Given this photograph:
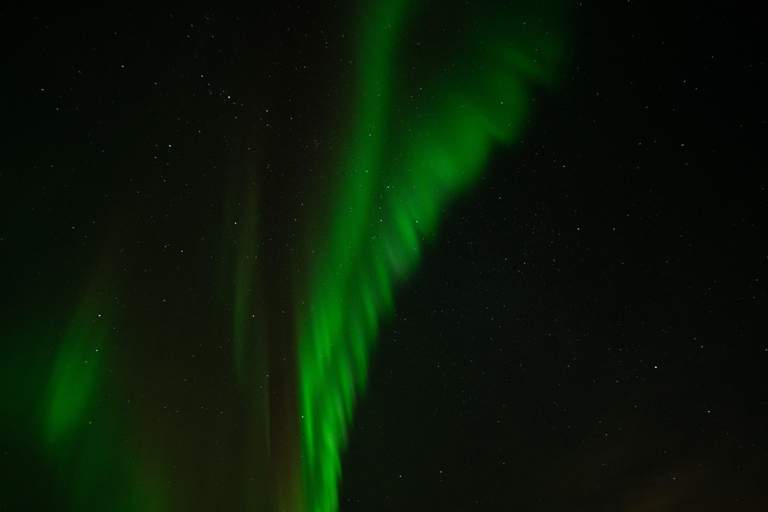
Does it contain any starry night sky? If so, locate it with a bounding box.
[1,1,765,511]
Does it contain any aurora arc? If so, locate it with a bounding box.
[296,1,567,511]
[0,1,568,510]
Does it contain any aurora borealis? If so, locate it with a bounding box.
[296,2,566,510]
[2,1,767,511]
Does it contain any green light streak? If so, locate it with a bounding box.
[297,1,567,511]
[44,297,108,447]
[233,178,261,383]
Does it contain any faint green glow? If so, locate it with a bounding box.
[44,300,107,445]
[221,157,276,511]
[296,1,567,511]
[63,428,172,512]
[233,178,261,382]
[28,271,172,512]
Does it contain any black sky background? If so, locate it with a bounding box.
[1,1,765,511]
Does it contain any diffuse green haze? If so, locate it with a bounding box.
[0,265,173,511]
[42,278,172,511]
[296,1,568,511]
[43,300,107,446]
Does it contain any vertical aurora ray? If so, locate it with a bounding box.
[231,164,263,385]
[296,1,568,511]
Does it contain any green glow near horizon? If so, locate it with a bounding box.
[297,1,567,511]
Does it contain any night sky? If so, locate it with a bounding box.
[1,1,765,512]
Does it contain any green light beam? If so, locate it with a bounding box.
[296,1,568,511]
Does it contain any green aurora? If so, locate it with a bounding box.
[1,1,568,511]
[297,1,567,511]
